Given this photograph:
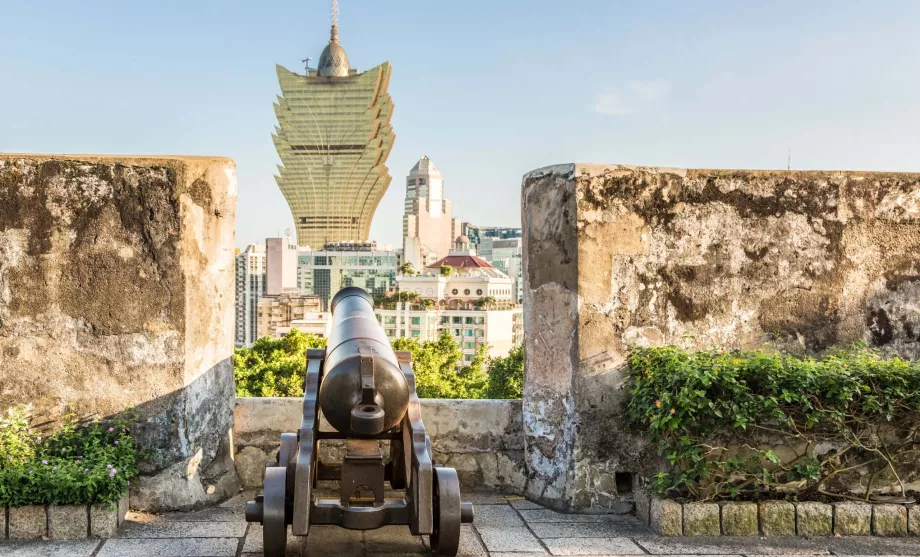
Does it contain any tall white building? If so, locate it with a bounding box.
[402,156,460,270]
[266,237,299,295]
[297,241,398,311]
[234,244,266,347]
[375,238,522,364]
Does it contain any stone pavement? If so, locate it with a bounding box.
[1,489,918,557]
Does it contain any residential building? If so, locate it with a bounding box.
[297,241,397,311]
[272,9,394,248]
[265,237,298,296]
[402,156,461,270]
[374,237,523,364]
[461,224,523,302]
[257,293,324,340]
[234,244,266,347]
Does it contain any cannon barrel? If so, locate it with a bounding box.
[319,287,410,436]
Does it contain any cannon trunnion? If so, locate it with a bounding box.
[245,287,474,557]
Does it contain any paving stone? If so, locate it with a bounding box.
[827,535,920,554]
[509,499,545,510]
[649,497,682,536]
[475,526,544,552]
[834,502,872,536]
[542,537,645,555]
[116,520,246,538]
[364,525,427,554]
[721,502,758,536]
[759,501,796,536]
[634,491,651,525]
[97,537,239,557]
[464,491,514,505]
[242,523,309,555]
[528,519,650,538]
[0,540,102,556]
[155,506,244,522]
[519,508,598,523]
[48,505,89,540]
[636,537,831,555]
[490,553,549,557]
[9,506,47,540]
[91,504,119,538]
[457,524,488,557]
[475,504,526,527]
[872,504,908,536]
[796,502,832,536]
[683,502,721,536]
[909,505,920,535]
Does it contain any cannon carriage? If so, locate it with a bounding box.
[245,287,474,556]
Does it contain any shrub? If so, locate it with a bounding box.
[0,406,138,507]
[485,346,524,399]
[626,345,920,502]
[234,329,328,397]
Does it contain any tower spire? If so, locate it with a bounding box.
[330,0,339,42]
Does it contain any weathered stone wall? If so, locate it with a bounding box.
[233,397,526,492]
[521,163,920,510]
[0,154,239,511]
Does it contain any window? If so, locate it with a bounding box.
[464,289,470,295]
[452,316,462,324]
[465,342,475,350]
[384,316,396,324]
[440,316,450,324]
[452,328,461,337]
[411,330,421,338]
[476,289,483,295]
[464,354,473,362]
[465,317,475,324]
[451,289,458,295]
[465,329,474,337]
[476,330,484,337]
[411,317,421,325]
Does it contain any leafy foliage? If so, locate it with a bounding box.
[626,345,920,502]
[0,406,138,507]
[484,346,524,399]
[235,330,522,399]
[398,262,416,276]
[234,329,328,397]
[440,265,453,277]
[373,291,420,309]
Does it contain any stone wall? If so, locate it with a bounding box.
[233,397,526,492]
[521,163,920,510]
[0,154,239,511]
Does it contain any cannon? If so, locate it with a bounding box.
[245,286,474,556]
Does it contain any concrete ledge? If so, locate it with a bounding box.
[233,397,526,492]
[3,494,128,540]
[645,494,918,537]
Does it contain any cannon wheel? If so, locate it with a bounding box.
[263,466,288,557]
[430,467,461,556]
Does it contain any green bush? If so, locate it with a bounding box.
[485,346,524,399]
[626,345,920,502]
[234,329,328,397]
[0,406,138,507]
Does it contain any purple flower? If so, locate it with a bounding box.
[84,468,89,473]
[106,464,113,469]
[41,460,48,465]
[52,466,57,472]
[121,429,126,433]
[108,427,114,432]
[36,436,41,441]
[28,470,33,475]
[114,440,119,445]
[126,481,131,486]
[108,468,117,477]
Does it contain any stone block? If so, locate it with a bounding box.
[834,502,872,536]
[872,504,908,536]
[48,505,88,539]
[118,493,129,526]
[475,527,544,553]
[682,502,720,536]
[634,491,650,525]
[91,503,119,538]
[759,501,796,536]
[234,446,270,488]
[98,538,239,557]
[9,505,47,539]
[0,154,239,513]
[542,537,645,555]
[721,502,758,536]
[796,502,832,536]
[909,505,920,536]
[2,506,5,539]
[649,497,682,536]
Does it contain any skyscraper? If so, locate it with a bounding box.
[402,156,460,269]
[234,244,266,347]
[273,1,395,249]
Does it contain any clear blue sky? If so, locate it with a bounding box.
[2,1,918,248]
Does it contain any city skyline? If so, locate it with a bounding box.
[2,1,919,249]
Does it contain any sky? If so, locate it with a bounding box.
[1,0,919,249]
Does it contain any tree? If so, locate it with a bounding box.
[440,265,453,277]
[484,345,524,399]
[398,262,415,276]
[474,296,496,310]
[234,329,327,397]
[394,331,487,399]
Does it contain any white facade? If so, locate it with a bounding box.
[402,156,460,269]
[296,242,397,311]
[479,237,523,302]
[266,237,299,296]
[234,244,266,347]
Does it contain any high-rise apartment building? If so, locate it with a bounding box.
[266,237,299,296]
[402,156,460,270]
[256,293,325,340]
[272,7,395,249]
[234,244,266,347]
[297,241,397,311]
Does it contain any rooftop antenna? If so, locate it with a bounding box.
[787,148,791,171]
[331,0,339,29]
[302,57,312,73]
